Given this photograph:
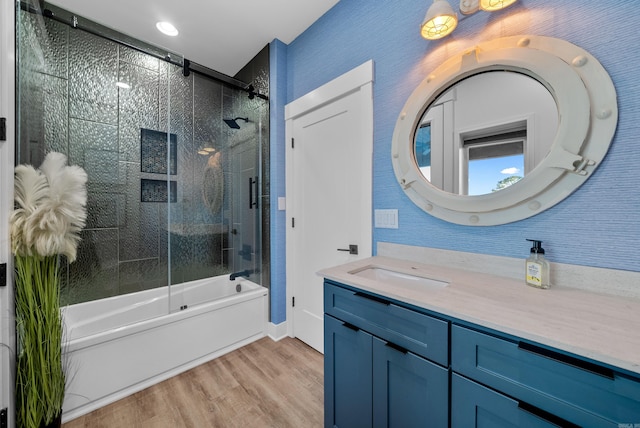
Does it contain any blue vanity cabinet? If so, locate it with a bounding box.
[324,281,450,428]
[325,314,373,428]
[451,373,564,427]
[451,325,640,427]
[324,279,640,428]
[324,281,449,366]
[372,337,448,428]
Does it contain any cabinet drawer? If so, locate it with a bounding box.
[324,281,449,366]
[451,373,603,427]
[452,325,640,426]
[373,337,449,428]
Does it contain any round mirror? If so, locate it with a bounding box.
[415,71,558,195]
[392,35,617,226]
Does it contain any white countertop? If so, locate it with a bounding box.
[319,256,640,376]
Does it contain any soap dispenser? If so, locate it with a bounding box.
[525,239,550,289]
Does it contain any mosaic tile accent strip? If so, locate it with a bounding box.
[141,179,177,203]
[140,128,177,174]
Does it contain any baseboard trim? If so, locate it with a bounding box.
[267,321,288,341]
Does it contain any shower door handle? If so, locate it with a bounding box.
[249,176,258,209]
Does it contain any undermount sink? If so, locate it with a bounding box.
[350,266,449,289]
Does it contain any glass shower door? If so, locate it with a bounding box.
[167,76,265,310]
[16,1,182,336]
[229,124,261,282]
[166,71,228,312]
[16,0,270,334]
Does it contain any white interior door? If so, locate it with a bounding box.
[285,61,373,353]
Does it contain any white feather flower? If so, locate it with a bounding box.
[10,165,49,257]
[10,152,88,262]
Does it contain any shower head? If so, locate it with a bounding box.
[223,117,249,129]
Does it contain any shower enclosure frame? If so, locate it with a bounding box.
[15,0,271,331]
[0,0,17,424]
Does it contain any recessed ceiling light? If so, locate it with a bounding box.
[156,21,178,36]
[116,81,130,89]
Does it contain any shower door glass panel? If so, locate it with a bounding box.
[16,2,176,334]
[229,126,260,280]
[167,78,265,311]
[166,72,227,312]
[16,1,268,336]
[224,83,267,290]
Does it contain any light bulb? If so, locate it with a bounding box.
[480,0,517,12]
[156,21,178,36]
[421,0,458,40]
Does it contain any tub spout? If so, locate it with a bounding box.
[229,270,252,281]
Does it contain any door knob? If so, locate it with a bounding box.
[337,244,358,255]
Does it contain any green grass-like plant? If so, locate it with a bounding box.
[11,152,87,428]
[15,255,65,428]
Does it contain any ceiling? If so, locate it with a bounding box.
[47,0,340,77]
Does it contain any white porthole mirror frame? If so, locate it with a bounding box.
[391,35,617,226]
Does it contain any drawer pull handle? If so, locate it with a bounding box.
[517,401,580,428]
[342,322,360,332]
[354,291,391,306]
[385,341,408,354]
[518,341,615,379]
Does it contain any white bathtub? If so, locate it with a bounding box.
[61,275,268,422]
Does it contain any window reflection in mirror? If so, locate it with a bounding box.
[465,129,525,195]
[413,71,557,196]
[415,123,432,181]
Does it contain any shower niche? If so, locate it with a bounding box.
[16,2,270,315]
[140,128,178,175]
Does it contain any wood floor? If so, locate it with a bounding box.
[62,337,324,428]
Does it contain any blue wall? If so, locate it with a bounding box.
[269,39,288,323]
[270,0,640,322]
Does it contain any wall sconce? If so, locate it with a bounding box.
[466,0,518,13]
[421,0,458,40]
[421,0,517,40]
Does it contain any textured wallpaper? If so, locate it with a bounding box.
[283,0,640,274]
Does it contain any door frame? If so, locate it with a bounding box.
[0,0,16,423]
[284,60,374,339]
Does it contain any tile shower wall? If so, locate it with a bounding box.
[17,9,270,305]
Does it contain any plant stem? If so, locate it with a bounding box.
[15,255,65,428]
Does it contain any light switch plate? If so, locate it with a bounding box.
[375,209,398,229]
[278,197,286,211]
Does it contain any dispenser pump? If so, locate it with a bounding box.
[525,239,550,289]
[527,239,545,255]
